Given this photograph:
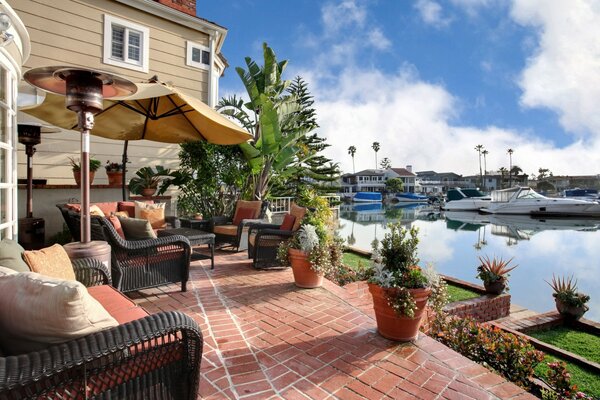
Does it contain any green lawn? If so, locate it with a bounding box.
[535,354,600,398]
[342,251,370,270]
[530,326,600,364]
[447,283,481,303]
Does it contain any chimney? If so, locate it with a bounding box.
[156,0,196,16]
[406,165,413,173]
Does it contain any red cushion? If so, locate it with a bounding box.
[107,215,126,239]
[233,207,255,226]
[280,214,296,231]
[87,285,149,324]
[66,203,81,212]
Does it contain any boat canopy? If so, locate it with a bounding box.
[491,187,545,202]
[447,188,486,201]
[355,192,382,201]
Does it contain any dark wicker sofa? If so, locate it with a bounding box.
[0,258,203,399]
[57,205,191,293]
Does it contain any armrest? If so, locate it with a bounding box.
[116,234,191,252]
[210,216,230,227]
[248,223,281,236]
[72,258,112,287]
[0,311,202,396]
[256,229,294,239]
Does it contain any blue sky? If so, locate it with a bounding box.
[198,0,600,176]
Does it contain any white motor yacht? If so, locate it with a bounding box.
[480,186,600,216]
[443,188,491,211]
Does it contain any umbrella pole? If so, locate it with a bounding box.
[78,111,93,244]
[122,140,128,201]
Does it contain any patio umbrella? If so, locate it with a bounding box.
[22,78,252,199]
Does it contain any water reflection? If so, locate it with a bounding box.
[337,203,600,322]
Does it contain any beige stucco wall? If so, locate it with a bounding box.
[12,0,217,186]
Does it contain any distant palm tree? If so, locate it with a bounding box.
[482,149,489,191]
[474,145,484,188]
[348,146,356,173]
[499,167,507,189]
[507,148,514,187]
[380,157,392,170]
[372,142,380,168]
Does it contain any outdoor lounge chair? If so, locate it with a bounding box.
[58,205,191,292]
[210,200,269,251]
[0,257,202,399]
[247,203,307,268]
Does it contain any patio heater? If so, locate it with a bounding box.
[23,67,136,262]
[17,123,59,249]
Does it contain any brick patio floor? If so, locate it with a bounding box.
[129,251,536,399]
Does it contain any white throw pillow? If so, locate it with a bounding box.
[134,200,165,219]
[0,271,118,354]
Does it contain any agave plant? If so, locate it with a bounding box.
[476,255,518,285]
[547,274,590,313]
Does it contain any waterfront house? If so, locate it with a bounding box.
[416,170,470,193]
[340,165,417,195]
[11,0,231,237]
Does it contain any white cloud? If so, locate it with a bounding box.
[367,28,392,50]
[321,0,367,36]
[511,0,600,138]
[450,0,493,16]
[414,0,451,28]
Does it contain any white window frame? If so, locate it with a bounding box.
[186,41,211,70]
[103,14,149,73]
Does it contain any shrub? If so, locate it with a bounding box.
[434,316,544,388]
[541,361,594,400]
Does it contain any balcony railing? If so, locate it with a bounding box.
[269,195,340,214]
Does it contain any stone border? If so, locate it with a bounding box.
[492,311,600,375]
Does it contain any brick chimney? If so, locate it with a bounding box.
[406,165,413,173]
[156,0,196,16]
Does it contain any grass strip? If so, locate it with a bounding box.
[447,283,481,303]
[530,326,600,364]
[535,354,600,398]
[343,251,370,271]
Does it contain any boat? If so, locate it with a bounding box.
[488,214,600,241]
[443,188,491,211]
[480,186,600,217]
[395,192,429,203]
[352,192,382,202]
[563,188,599,201]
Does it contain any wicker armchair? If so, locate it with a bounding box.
[59,206,191,293]
[0,258,202,400]
[247,203,307,269]
[211,200,269,251]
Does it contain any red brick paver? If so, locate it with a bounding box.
[129,251,536,399]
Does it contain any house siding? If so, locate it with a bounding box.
[13,0,217,185]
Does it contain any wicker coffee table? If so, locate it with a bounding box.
[158,228,215,269]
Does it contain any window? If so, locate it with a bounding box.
[186,41,211,70]
[103,15,149,73]
[0,59,17,239]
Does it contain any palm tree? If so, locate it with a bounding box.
[474,145,484,188]
[380,157,392,170]
[507,148,514,187]
[348,146,356,173]
[499,167,507,189]
[372,142,380,168]
[482,149,489,191]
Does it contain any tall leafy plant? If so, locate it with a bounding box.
[217,43,309,200]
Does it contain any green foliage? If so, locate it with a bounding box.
[536,355,599,399]
[169,141,249,218]
[105,161,124,172]
[541,361,595,399]
[385,178,404,193]
[476,255,517,287]
[379,223,420,274]
[547,274,591,309]
[68,156,102,172]
[380,157,392,169]
[447,284,481,303]
[128,166,170,195]
[434,316,545,388]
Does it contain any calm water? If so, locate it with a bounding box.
[337,202,600,322]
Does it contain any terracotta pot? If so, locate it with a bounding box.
[368,283,431,342]
[288,248,323,288]
[106,171,123,186]
[484,279,506,295]
[141,187,157,198]
[73,170,96,187]
[555,299,588,320]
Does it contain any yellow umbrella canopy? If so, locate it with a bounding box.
[22,81,251,145]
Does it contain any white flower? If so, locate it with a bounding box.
[297,225,320,252]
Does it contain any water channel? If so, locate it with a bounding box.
[337,202,600,322]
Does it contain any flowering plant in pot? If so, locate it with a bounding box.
[105,161,124,186]
[68,156,102,186]
[547,274,590,320]
[366,223,442,341]
[476,255,517,295]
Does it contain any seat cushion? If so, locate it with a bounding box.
[233,207,256,226]
[213,224,238,236]
[0,271,118,354]
[22,244,76,281]
[289,203,307,231]
[87,285,149,324]
[0,239,30,272]
[280,214,296,231]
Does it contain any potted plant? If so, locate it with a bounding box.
[105,161,124,186]
[69,156,102,186]
[128,166,170,197]
[476,255,517,295]
[547,274,590,320]
[366,223,441,342]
